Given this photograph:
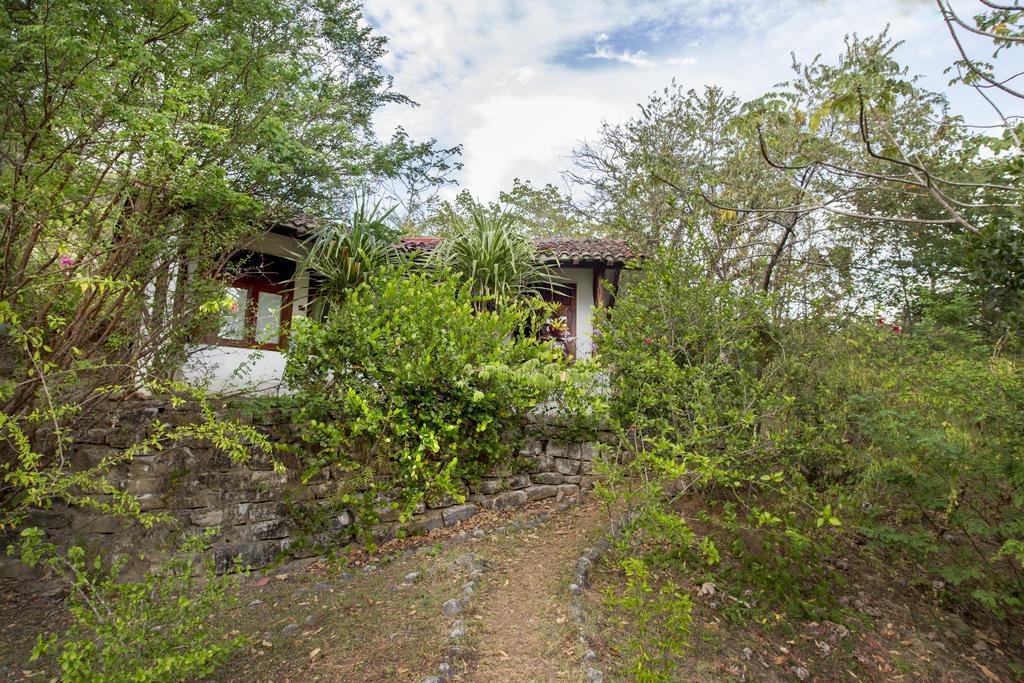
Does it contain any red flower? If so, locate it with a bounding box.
[891,324,901,334]
[876,317,885,325]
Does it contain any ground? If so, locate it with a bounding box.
[1,496,1022,682]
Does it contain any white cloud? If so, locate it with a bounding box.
[366,0,1005,201]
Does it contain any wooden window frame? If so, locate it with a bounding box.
[541,282,577,359]
[207,276,294,351]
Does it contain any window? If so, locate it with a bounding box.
[539,282,577,358]
[212,277,292,350]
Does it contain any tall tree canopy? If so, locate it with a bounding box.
[0,0,453,412]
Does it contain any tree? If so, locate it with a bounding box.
[735,23,1022,331]
[430,205,557,306]
[0,0,454,417]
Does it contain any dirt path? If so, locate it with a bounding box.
[469,502,605,683]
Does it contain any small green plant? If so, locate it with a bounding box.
[18,528,247,682]
[604,556,693,683]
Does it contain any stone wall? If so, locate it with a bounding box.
[0,399,607,581]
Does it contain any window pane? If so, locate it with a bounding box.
[255,291,283,343]
[220,287,248,340]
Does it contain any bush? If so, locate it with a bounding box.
[594,249,1024,673]
[779,315,1024,616]
[20,528,246,682]
[284,268,577,537]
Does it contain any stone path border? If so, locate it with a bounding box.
[567,509,639,683]
[420,498,582,683]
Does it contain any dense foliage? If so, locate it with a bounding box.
[20,529,245,682]
[0,0,450,417]
[594,253,1024,679]
[284,269,578,538]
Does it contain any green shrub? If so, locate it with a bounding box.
[594,248,1024,663]
[779,316,1024,616]
[284,268,579,538]
[603,556,693,683]
[19,528,247,682]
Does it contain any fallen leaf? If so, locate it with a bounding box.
[274,573,288,581]
[260,640,273,649]
[309,647,321,662]
[976,663,1001,682]
[251,577,271,587]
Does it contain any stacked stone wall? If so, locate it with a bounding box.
[0,399,608,580]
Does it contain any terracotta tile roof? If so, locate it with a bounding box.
[269,214,320,236]
[399,235,638,265]
[534,237,637,264]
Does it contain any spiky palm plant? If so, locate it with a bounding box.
[431,207,558,308]
[300,198,401,310]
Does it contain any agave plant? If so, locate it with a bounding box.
[300,198,402,310]
[430,206,558,307]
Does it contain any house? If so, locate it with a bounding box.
[179,220,636,394]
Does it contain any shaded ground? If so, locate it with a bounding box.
[466,502,603,682]
[7,492,1019,682]
[0,498,605,683]
[583,498,1024,682]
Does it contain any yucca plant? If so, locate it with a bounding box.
[300,198,402,310]
[431,206,559,308]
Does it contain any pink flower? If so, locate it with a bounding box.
[643,337,653,345]
[59,254,75,268]
[229,302,239,312]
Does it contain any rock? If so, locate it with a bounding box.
[404,571,421,583]
[528,454,555,473]
[531,471,564,485]
[973,639,989,652]
[472,528,486,539]
[247,599,265,608]
[422,677,442,683]
[455,553,479,569]
[281,623,300,637]
[471,478,503,495]
[584,667,604,682]
[506,473,531,489]
[575,555,593,583]
[556,484,581,502]
[438,662,452,680]
[569,583,582,596]
[449,619,467,639]
[583,649,598,664]
[492,489,528,510]
[524,484,558,502]
[792,665,810,681]
[442,503,480,526]
[554,457,580,475]
[742,647,752,660]
[441,599,464,617]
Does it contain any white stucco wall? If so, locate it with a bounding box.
[554,267,596,358]
[178,232,308,395]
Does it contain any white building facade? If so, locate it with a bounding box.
[179,230,633,394]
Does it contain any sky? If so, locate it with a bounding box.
[364,0,1002,201]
